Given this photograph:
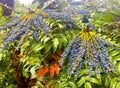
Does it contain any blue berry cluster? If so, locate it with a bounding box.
[3,21,30,49]
[68,1,82,6]
[2,11,50,49]
[59,32,115,78]
[78,9,89,16]
[45,9,71,20]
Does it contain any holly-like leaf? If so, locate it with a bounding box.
[59,81,68,88]
[62,35,68,47]
[37,67,48,78]
[53,63,59,76]
[50,66,55,77]
[52,38,59,52]
[78,69,89,78]
[110,78,117,88]
[57,23,63,29]
[68,81,77,88]
[30,67,36,78]
[116,82,120,88]
[53,38,59,49]
[32,43,44,52]
[44,37,50,44]
[88,77,100,85]
[84,82,92,88]
[77,76,89,87]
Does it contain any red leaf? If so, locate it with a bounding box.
[54,63,59,76]
[37,67,48,78]
[50,66,55,77]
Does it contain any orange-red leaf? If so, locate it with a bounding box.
[50,66,55,77]
[37,67,48,78]
[53,63,59,75]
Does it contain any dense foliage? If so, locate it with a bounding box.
[0,0,120,88]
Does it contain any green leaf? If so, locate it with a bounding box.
[104,77,110,87]
[110,79,117,88]
[53,38,59,48]
[44,37,50,43]
[66,31,72,41]
[89,77,100,85]
[58,38,63,49]
[112,81,117,88]
[78,69,89,78]
[111,51,120,57]
[50,23,55,28]
[58,23,63,29]
[45,45,52,53]
[0,6,2,18]
[62,35,68,47]
[54,84,59,88]
[84,82,92,88]
[41,35,47,42]
[116,82,120,88]
[112,55,120,62]
[59,81,68,88]
[8,84,16,88]
[52,38,59,52]
[77,77,86,87]
[37,82,44,88]
[115,63,120,73]
[47,80,57,87]
[33,43,44,52]
[30,67,36,78]
[68,81,77,88]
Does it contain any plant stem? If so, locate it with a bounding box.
[12,48,27,88]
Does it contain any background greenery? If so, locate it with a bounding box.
[0,0,120,88]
